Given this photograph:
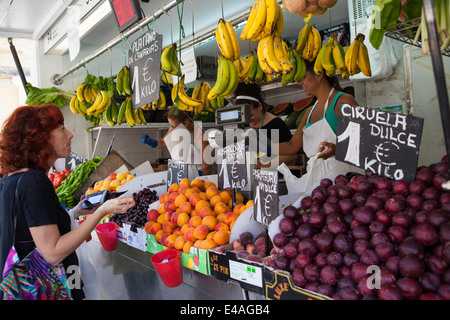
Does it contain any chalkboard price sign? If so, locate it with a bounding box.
[128,30,162,109]
[336,103,424,182]
[167,159,188,189]
[65,152,87,171]
[217,139,247,190]
[253,169,279,226]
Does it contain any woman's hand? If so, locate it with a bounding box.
[96,195,135,217]
[317,142,336,160]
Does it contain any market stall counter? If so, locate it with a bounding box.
[84,231,265,300]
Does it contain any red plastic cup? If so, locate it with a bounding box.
[95,222,119,251]
[78,219,92,242]
[151,249,183,288]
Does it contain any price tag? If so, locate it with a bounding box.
[229,259,263,288]
[167,159,188,189]
[128,30,162,109]
[217,139,247,190]
[336,103,424,182]
[65,152,87,171]
[253,169,279,227]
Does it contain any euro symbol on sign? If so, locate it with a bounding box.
[142,57,153,81]
[231,160,239,179]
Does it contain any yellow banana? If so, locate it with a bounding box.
[125,98,135,127]
[263,34,283,76]
[169,44,180,76]
[216,19,234,61]
[77,98,87,115]
[76,84,85,102]
[83,85,92,103]
[161,70,173,85]
[257,37,273,75]
[134,109,142,125]
[273,34,293,74]
[314,44,327,75]
[110,101,118,122]
[274,1,283,36]
[254,58,264,84]
[208,55,230,100]
[239,52,254,81]
[302,30,315,61]
[357,35,371,77]
[159,90,166,109]
[261,0,278,38]
[296,23,312,54]
[104,103,115,127]
[161,44,176,74]
[192,83,202,100]
[95,90,111,115]
[224,21,240,61]
[345,36,361,76]
[247,0,267,41]
[86,92,102,115]
[221,59,238,98]
[240,0,259,41]
[310,26,322,62]
[322,39,336,77]
[246,55,259,83]
[177,75,203,107]
[69,96,79,115]
[139,108,147,124]
[332,38,346,74]
[201,82,211,110]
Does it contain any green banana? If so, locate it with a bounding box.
[246,56,259,84]
[122,67,132,95]
[116,68,124,96]
[254,59,264,84]
[111,101,119,122]
[293,51,306,82]
[117,98,127,125]
[125,98,135,127]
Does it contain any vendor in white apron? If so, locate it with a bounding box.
[139,106,211,175]
[277,60,362,194]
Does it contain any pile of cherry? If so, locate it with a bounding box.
[269,156,449,300]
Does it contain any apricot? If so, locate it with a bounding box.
[188,215,203,228]
[193,224,209,240]
[233,204,245,214]
[164,199,176,212]
[155,229,164,243]
[174,235,186,250]
[170,212,180,225]
[147,209,160,221]
[160,232,171,246]
[198,192,208,201]
[213,230,230,245]
[214,202,231,215]
[206,231,217,240]
[201,239,217,250]
[189,193,202,207]
[239,205,247,214]
[214,222,230,232]
[177,212,190,227]
[162,211,173,222]
[224,212,239,225]
[206,186,220,200]
[195,199,211,212]
[156,214,165,225]
[194,239,203,248]
[202,215,217,231]
[159,193,169,204]
[180,223,190,235]
[190,209,199,217]
[172,227,182,237]
[144,221,155,234]
[209,194,224,207]
[216,213,226,223]
[150,222,162,235]
[179,178,191,187]
[235,192,244,204]
[184,227,198,242]
[183,241,194,254]
[203,181,216,190]
[166,234,178,248]
[167,183,179,194]
[162,221,176,233]
[219,191,232,205]
[230,220,236,230]
[178,185,189,195]
[178,201,192,214]
[190,178,204,191]
[185,187,200,200]
[169,191,179,201]
[199,206,215,219]
[245,200,254,208]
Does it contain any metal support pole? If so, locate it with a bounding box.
[422,0,450,180]
[8,37,27,94]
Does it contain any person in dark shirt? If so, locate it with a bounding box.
[234,83,295,168]
[0,104,135,299]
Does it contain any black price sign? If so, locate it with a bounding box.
[65,152,87,171]
[167,159,188,189]
[336,103,423,182]
[253,169,279,226]
[217,139,247,190]
[128,30,162,109]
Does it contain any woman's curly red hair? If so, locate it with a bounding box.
[0,104,64,174]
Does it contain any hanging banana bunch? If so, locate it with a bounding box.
[216,18,240,61]
[256,32,293,77]
[343,33,371,78]
[76,83,97,103]
[281,49,306,85]
[207,54,239,103]
[191,81,212,115]
[171,74,204,112]
[151,90,167,110]
[296,22,322,62]
[116,66,132,96]
[240,0,284,41]
[161,43,180,76]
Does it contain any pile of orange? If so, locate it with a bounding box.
[85,171,135,195]
[144,178,254,254]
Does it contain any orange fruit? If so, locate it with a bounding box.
[174,194,187,207]
[190,178,204,191]
[155,229,164,243]
[203,181,216,190]
[235,192,244,204]
[214,202,231,215]
[195,199,211,212]
[179,178,191,188]
[183,241,194,254]
[233,204,245,214]
[177,212,190,227]
[219,191,232,205]
[185,187,200,200]
[202,215,217,231]
[188,215,203,228]
[194,239,203,248]
[213,230,230,245]
[206,186,220,200]
[193,224,209,240]
[245,200,254,208]
[158,203,167,214]
[201,239,217,250]
[209,194,224,207]
[206,231,217,240]
[180,223,190,235]
[198,192,208,201]
[174,235,186,250]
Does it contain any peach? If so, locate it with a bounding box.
[189,215,203,228]
[201,239,217,250]
[174,235,186,250]
[156,214,165,225]
[198,192,208,201]
[174,194,188,207]
[150,222,162,235]
[213,230,230,245]
[190,178,204,191]
[203,181,216,190]
[177,212,190,227]
[162,221,176,233]
[162,211,173,222]
[232,239,244,250]
[144,221,155,234]
[170,212,180,225]
[189,193,202,207]
[195,199,211,213]
[230,220,236,230]
[147,209,160,221]
[160,232,171,246]
[167,183,179,194]
[179,178,191,187]
[194,239,203,248]
[216,213,226,223]
[179,201,192,214]
[180,223,190,235]
[193,224,209,240]
[199,206,214,219]
[159,193,169,203]
[155,229,164,243]
[220,191,232,205]
[245,200,254,208]
[206,231,217,240]
[166,234,178,248]
[235,192,244,204]
[202,215,217,231]
[214,222,230,232]
[190,209,199,217]
[233,204,245,214]
[164,199,176,212]
[185,187,200,200]
[172,227,182,237]
[239,205,247,214]
[206,186,220,200]
[183,241,194,254]
[184,227,198,242]
[169,191,179,201]
[157,203,167,214]
[224,212,239,225]
[214,202,231,215]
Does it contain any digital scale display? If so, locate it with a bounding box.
[109,0,142,32]
[216,104,252,126]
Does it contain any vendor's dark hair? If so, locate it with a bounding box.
[234,83,271,113]
[304,60,343,92]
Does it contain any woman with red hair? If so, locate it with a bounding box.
[0,104,135,299]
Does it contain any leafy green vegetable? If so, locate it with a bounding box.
[369,0,402,49]
[25,83,76,108]
[402,0,422,21]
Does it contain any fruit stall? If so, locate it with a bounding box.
[1,0,449,301]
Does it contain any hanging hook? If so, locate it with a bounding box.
[120,33,131,56]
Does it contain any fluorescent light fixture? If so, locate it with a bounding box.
[49,1,112,55]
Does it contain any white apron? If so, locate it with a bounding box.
[278,88,361,194]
